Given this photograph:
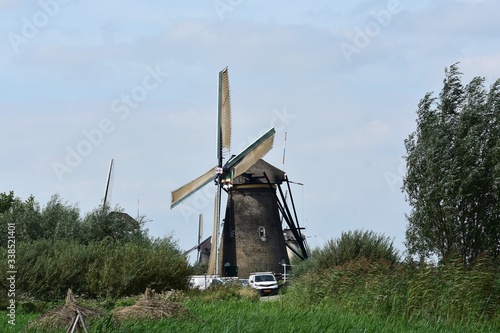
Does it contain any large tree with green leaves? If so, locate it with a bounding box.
[403,64,500,264]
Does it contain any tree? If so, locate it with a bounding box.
[41,194,81,242]
[293,230,399,276]
[403,64,500,264]
[0,191,15,213]
[0,192,43,246]
[81,204,146,243]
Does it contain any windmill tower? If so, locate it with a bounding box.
[220,159,291,277]
[171,67,276,275]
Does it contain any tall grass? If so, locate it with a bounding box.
[2,291,498,332]
[286,256,500,327]
[287,230,499,327]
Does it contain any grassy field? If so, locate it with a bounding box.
[1,291,498,332]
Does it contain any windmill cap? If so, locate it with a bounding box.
[231,159,285,185]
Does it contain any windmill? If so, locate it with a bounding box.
[171,67,276,275]
[183,214,211,264]
[101,159,141,237]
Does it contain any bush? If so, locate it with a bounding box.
[86,237,191,298]
[285,256,500,326]
[0,237,191,301]
[293,230,399,277]
[286,231,499,326]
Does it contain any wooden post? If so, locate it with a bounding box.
[67,308,88,333]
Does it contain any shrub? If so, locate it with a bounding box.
[0,236,191,301]
[286,256,500,326]
[293,230,399,277]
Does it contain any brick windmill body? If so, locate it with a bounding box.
[219,159,290,278]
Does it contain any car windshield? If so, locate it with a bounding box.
[255,275,275,282]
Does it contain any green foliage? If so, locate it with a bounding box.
[0,237,190,301]
[189,260,208,275]
[294,230,399,276]
[0,192,191,302]
[81,204,146,244]
[3,293,498,332]
[0,192,148,247]
[286,256,499,327]
[85,237,191,298]
[0,193,42,246]
[404,64,500,264]
[41,194,81,241]
[13,239,94,300]
[0,191,15,213]
[287,232,499,327]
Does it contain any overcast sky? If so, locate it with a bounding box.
[1,0,499,261]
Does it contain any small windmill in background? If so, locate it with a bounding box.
[183,214,211,264]
[101,159,142,237]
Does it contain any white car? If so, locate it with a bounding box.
[248,272,279,296]
[189,275,221,290]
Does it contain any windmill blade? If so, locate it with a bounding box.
[218,67,231,165]
[207,185,221,275]
[183,245,198,256]
[226,127,276,178]
[170,167,216,208]
[198,214,203,246]
[103,159,114,207]
[197,214,203,262]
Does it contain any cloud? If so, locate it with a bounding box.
[353,120,391,147]
[460,52,500,84]
[0,0,29,10]
[398,0,500,37]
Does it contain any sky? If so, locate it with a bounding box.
[1,0,499,262]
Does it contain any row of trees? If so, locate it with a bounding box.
[0,192,191,300]
[403,64,500,265]
[0,191,146,246]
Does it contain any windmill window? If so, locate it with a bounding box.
[259,227,266,241]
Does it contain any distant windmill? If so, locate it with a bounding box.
[196,214,203,262]
[171,67,276,275]
[101,159,141,237]
[183,214,211,264]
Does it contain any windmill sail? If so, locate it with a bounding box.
[227,128,276,179]
[171,167,216,208]
[218,67,231,162]
[103,159,114,207]
[207,185,221,275]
